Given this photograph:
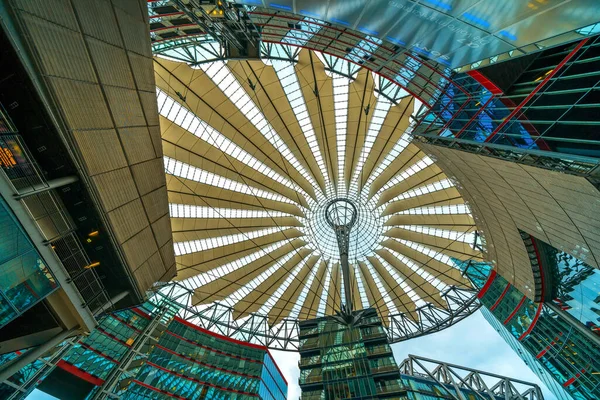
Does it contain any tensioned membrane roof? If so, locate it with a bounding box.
[154,43,484,334]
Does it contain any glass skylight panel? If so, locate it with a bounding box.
[346,36,382,66]
[163,157,294,204]
[180,240,292,289]
[363,260,399,315]
[288,258,321,320]
[397,225,476,245]
[374,254,425,307]
[377,156,434,194]
[156,90,311,203]
[333,75,350,194]
[272,59,332,193]
[316,261,332,317]
[169,204,291,219]
[398,239,453,267]
[348,98,392,195]
[281,18,320,47]
[386,247,448,292]
[256,254,313,316]
[222,250,298,307]
[199,61,324,199]
[174,226,289,256]
[389,179,454,203]
[396,204,471,215]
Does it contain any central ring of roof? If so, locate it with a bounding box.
[305,195,383,263]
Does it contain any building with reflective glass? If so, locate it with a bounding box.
[463,233,600,399]
[1,287,287,400]
[0,195,58,329]
[298,309,404,399]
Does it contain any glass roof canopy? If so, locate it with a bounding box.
[149,2,487,349]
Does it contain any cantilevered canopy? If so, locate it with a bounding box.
[153,43,483,347]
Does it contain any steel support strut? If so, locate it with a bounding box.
[325,198,357,317]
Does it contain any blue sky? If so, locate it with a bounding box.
[271,310,558,400]
[27,311,557,400]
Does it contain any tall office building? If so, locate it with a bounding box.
[1,285,288,400]
[1,0,599,399]
[298,309,401,399]
[480,307,574,400]
[463,241,600,399]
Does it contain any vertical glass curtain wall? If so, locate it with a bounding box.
[298,309,403,399]
[9,290,287,400]
[465,257,600,399]
[413,34,600,174]
[0,195,58,328]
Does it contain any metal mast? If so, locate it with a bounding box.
[325,198,358,317]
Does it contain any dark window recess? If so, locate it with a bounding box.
[183,28,203,35]
[151,6,178,14]
[170,18,193,26]
[150,22,165,30]
[158,31,180,39]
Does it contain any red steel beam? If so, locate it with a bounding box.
[484,38,589,143]
[476,270,497,299]
[489,282,511,311]
[503,295,527,325]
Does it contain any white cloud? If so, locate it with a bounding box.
[392,311,558,400]
[270,350,301,399]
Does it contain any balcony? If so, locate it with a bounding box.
[366,345,392,357]
[299,338,320,350]
[301,390,324,400]
[376,383,407,395]
[361,329,387,340]
[300,374,323,385]
[299,326,319,337]
[371,364,399,374]
[0,134,111,322]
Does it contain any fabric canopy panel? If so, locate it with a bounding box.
[153,47,483,330]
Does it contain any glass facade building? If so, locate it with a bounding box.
[412,34,600,178]
[464,252,600,399]
[297,307,543,400]
[1,288,287,400]
[480,307,574,400]
[0,194,58,329]
[123,317,287,400]
[298,309,403,399]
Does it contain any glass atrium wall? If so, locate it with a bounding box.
[0,287,287,400]
[0,195,58,329]
[481,307,574,400]
[465,260,600,399]
[412,34,600,176]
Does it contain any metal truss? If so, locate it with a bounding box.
[399,355,545,400]
[0,339,78,400]
[386,286,480,344]
[149,283,480,350]
[412,133,600,188]
[147,1,458,107]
